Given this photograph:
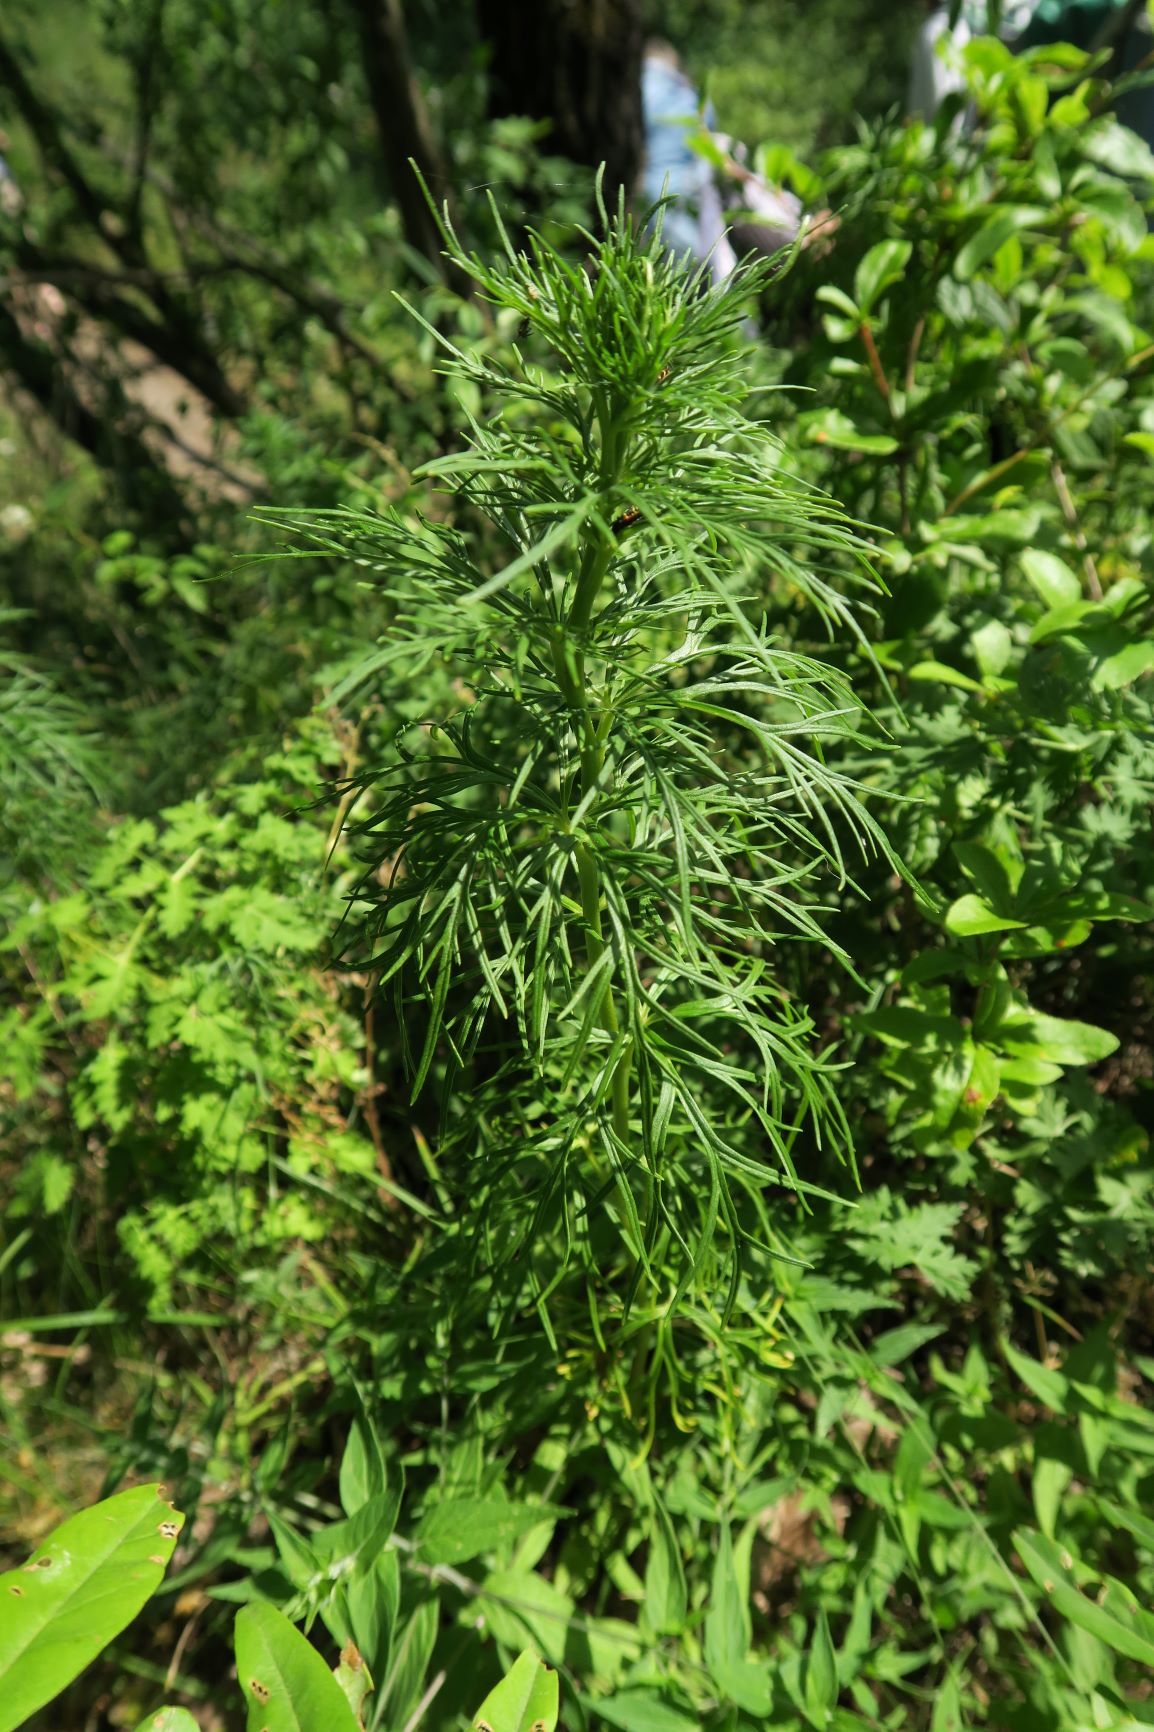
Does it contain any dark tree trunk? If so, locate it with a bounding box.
[348,0,472,296]
[477,0,644,211]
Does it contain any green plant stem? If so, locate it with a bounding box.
[563,401,635,1167]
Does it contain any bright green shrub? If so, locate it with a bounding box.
[1,713,380,1306]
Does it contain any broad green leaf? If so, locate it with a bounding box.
[1090,640,1154,691]
[999,1054,1063,1091]
[931,1674,963,1732]
[133,1712,200,1732]
[955,207,1048,280]
[712,1658,773,1717]
[311,1489,401,1581]
[1000,1011,1118,1066]
[1060,893,1154,925]
[803,408,899,454]
[378,1597,439,1729]
[1003,920,1092,959]
[1004,1344,1070,1411]
[479,1572,572,1667]
[971,619,1012,678]
[815,284,860,319]
[1076,183,1146,253]
[1080,1410,1111,1479]
[953,839,1021,905]
[265,1512,323,1593]
[701,1524,770,1713]
[894,1426,933,1509]
[869,1323,944,1367]
[346,1550,399,1687]
[1097,1498,1154,1553]
[854,240,912,314]
[470,1650,558,1732]
[949,506,1041,545]
[1029,597,1100,643]
[805,1607,839,1719]
[1014,1529,1154,1666]
[0,1484,185,1732]
[1018,554,1081,616]
[416,1500,567,1568]
[584,1616,642,1685]
[592,1691,699,1732]
[234,1602,360,1732]
[908,661,984,694]
[1032,1453,1072,1540]
[704,1526,746,1681]
[944,894,1025,937]
[1083,118,1154,182]
[339,1417,388,1517]
[644,1502,687,1636]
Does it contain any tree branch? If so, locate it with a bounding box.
[0,24,114,239]
[347,0,472,297]
[11,240,246,417]
[0,300,188,527]
[126,0,168,245]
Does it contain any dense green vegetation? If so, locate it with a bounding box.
[2,4,1154,1731]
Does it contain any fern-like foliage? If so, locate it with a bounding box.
[0,609,107,886]
[262,190,905,1352]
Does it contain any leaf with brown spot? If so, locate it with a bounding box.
[130,1708,200,1731]
[233,1602,360,1732]
[0,1483,185,1732]
[470,1652,559,1732]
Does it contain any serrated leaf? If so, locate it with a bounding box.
[32,1151,74,1216]
[0,1484,184,1732]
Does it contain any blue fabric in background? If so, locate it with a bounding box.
[641,57,715,261]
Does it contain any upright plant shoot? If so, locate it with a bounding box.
[267,191,901,1391]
